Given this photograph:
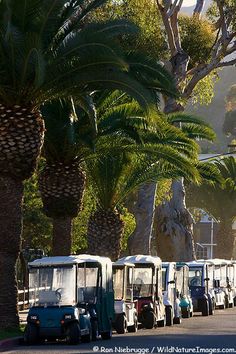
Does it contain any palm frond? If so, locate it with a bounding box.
[195,161,223,185]
[181,124,215,141]
[126,52,178,99]
[86,134,200,209]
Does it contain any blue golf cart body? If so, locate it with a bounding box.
[187,260,215,316]
[24,255,114,344]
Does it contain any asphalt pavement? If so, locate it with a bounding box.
[3,307,236,354]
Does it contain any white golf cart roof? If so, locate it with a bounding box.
[117,255,162,267]
[186,261,207,267]
[28,254,111,267]
[113,260,135,267]
[162,262,176,266]
[206,258,228,266]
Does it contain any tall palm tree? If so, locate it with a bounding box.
[0,0,174,329]
[128,111,217,258]
[85,123,201,260]
[39,69,179,257]
[38,95,150,256]
[186,156,236,259]
[39,99,91,256]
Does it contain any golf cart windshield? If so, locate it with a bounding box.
[176,266,189,296]
[189,267,203,287]
[29,265,76,306]
[162,268,167,291]
[113,268,124,300]
[133,267,153,297]
[77,265,99,304]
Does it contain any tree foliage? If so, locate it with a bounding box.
[186,156,236,221]
[223,110,236,137]
[179,15,215,68]
[92,0,166,59]
[23,172,52,254]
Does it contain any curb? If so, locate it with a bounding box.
[0,336,22,350]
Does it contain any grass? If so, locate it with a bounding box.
[0,325,24,340]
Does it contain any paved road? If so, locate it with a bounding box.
[5,307,236,354]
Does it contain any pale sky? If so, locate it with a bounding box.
[182,0,197,7]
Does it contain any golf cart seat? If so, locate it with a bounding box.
[38,290,60,304]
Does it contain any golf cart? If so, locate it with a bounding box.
[162,262,181,325]
[112,260,138,334]
[187,260,215,316]
[207,259,234,309]
[176,263,193,318]
[224,259,234,308]
[117,255,165,329]
[24,255,114,344]
[230,259,236,306]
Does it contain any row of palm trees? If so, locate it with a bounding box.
[0,0,221,330]
[38,93,218,260]
[0,0,180,328]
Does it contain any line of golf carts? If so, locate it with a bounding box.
[24,254,236,345]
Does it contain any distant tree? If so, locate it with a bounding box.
[225,84,236,111]
[186,157,236,259]
[23,171,52,254]
[223,110,236,137]
[223,84,236,138]
[122,0,236,260]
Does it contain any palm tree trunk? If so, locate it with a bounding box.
[215,218,234,259]
[127,183,157,255]
[0,175,23,329]
[155,179,196,261]
[129,98,196,260]
[87,209,124,261]
[52,217,73,256]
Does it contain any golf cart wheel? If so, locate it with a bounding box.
[24,323,39,345]
[101,329,112,340]
[115,313,127,334]
[181,308,190,318]
[165,306,173,326]
[81,330,92,343]
[201,300,209,316]
[173,316,181,324]
[67,322,80,344]
[91,320,99,341]
[209,299,215,315]
[234,297,236,307]
[143,310,155,329]
[219,300,225,310]
[127,314,138,332]
[157,318,165,327]
[225,295,229,309]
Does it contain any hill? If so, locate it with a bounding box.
[186,67,236,153]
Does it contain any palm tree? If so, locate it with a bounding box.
[38,99,90,256]
[39,65,179,257]
[0,0,175,329]
[186,156,236,259]
[127,112,216,257]
[85,120,201,260]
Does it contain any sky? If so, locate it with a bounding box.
[182,0,197,7]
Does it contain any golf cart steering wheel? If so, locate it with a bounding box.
[55,288,62,301]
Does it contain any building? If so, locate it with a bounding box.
[193,211,219,259]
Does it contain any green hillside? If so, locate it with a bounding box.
[187,67,235,153]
